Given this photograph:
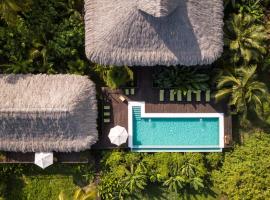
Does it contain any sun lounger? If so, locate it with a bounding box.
[177,90,182,101]
[159,90,164,102]
[187,90,192,102]
[206,90,211,102]
[170,90,175,101]
[104,118,110,123]
[195,90,201,102]
[130,88,135,95]
[124,89,129,95]
[104,112,110,116]
[103,105,111,123]
[104,105,110,110]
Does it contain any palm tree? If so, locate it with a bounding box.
[224,13,267,64]
[215,65,270,123]
[122,164,147,194]
[163,175,185,193]
[0,0,32,25]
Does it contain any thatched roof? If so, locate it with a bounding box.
[84,0,224,66]
[0,74,98,153]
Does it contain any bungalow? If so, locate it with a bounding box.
[84,0,224,66]
[0,74,98,163]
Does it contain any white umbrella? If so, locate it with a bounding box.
[108,125,128,146]
[34,152,54,169]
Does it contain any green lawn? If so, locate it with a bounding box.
[2,163,94,200]
[6,175,76,200]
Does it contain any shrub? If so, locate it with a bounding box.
[153,67,210,93]
[94,65,134,89]
[98,151,212,199]
[213,131,270,200]
[0,179,6,200]
[0,0,88,74]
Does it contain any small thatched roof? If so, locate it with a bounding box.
[84,0,224,66]
[0,74,98,153]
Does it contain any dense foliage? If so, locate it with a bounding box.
[93,65,134,89]
[215,65,270,124]
[0,0,270,199]
[153,67,210,93]
[0,0,88,74]
[98,151,217,200]
[213,131,270,200]
[0,163,95,200]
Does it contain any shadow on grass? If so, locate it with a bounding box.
[5,176,25,200]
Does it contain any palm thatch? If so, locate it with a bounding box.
[0,74,98,152]
[85,0,224,66]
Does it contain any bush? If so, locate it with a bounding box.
[153,66,210,92]
[213,131,270,200]
[98,151,213,199]
[0,0,89,74]
[0,179,6,200]
[94,65,134,89]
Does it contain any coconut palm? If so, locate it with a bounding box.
[215,65,270,122]
[224,13,267,64]
[0,0,32,25]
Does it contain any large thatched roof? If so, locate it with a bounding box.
[85,0,224,66]
[0,74,98,152]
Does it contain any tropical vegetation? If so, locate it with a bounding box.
[153,67,210,93]
[0,0,270,199]
[213,131,270,200]
[215,65,270,124]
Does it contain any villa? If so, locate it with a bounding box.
[0,0,231,164]
[85,0,231,152]
[0,74,98,163]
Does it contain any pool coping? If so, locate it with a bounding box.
[128,101,225,152]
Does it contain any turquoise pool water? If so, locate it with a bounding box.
[132,107,220,149]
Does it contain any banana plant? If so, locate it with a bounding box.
[121,163,147,194]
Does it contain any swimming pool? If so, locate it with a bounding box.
[128,102,224,152]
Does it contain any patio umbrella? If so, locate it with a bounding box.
[108,125,128,146]
[34,152,54,169]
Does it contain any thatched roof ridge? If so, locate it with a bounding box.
[85,0,224,66]
[0,74,98,152]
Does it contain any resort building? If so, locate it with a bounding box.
[85,0,232,152]
[85,0,224,66]
[0,74,98,163]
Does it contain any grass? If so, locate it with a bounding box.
[6,175,76,200]
[3,163,95,200]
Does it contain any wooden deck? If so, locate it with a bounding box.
[0,151,93,163]
[93,67,233,149]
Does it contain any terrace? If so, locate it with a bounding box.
[94,67,233,150]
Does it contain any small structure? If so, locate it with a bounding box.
[0,74,98,153]
[34,152,54,169]
[85,0,224,66]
